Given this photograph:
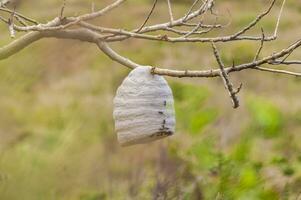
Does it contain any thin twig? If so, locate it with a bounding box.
[270,60,301,65]
[278,48,295,63]
[0,7,38,24]
[182,21,203,38]
[183,0,201,21]
[14,15,28,26]
[60,0,67,19]
[136,0,158,33]
[211,42,241,108]
[8,7,16,38]
[274,0,286,37]
[70,0,126,22]
[253,28,265,61]
[166,0,174,24]
[254,66,301,77]
[230,0,276,39]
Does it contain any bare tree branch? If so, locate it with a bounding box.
[229,0,276,39]
[211,42,241,108]
[60,0,67,19]
[253,28,265,62]
[166,0,174,24]
[255,66,301,77]
[0,0,299,108]
[136,0,158,33]
[0,7,38,24]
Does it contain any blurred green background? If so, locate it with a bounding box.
[0,0,301,199]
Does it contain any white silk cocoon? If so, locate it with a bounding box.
[113,66,176,146]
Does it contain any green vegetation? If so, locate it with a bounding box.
[0,0,300,199]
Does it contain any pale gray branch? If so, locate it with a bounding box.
[0,0,299,109]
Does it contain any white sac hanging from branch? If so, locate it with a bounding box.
[113,66,176,146]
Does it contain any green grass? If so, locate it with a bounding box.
[0,0,300,199]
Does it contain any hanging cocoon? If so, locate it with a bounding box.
[113,66,176,146]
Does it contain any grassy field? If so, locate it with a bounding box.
[0,0,301,199]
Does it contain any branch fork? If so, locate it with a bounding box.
[0,0,299,108]
[211,42,241,108]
